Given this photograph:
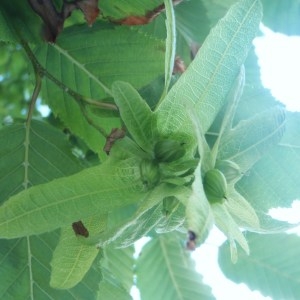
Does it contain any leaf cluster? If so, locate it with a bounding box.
[0,0,300,299]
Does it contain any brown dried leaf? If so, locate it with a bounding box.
[72,220,89,237]
[76,0,100,25]
[103,128,126,154]
[112,0,182,26]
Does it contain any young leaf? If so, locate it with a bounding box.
[225,186,260,231]
[219,233,300,299]
[112,81,156,151]
[186,164,213,247]
[50,215,106,289]
[160,0,176,101]
[0,156,149,239]
[218,106,286,173]
[212,203,249,262]
[136,233,215,300]
[155,0,262,145]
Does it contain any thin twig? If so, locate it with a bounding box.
[20,39,118,137]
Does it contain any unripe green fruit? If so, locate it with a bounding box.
[215,160,241,183]
[154,140,185,163]
[203,169,227,204]
[140,159,160,188]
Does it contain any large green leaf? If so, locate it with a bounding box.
[35,22,165,155]
[154,0,262,148]
[136,233,215,300]
[219,233,300,299]
[236,112,300,230]
[102,246,134,292]
[261,0,300,35]
[0,140,150,238]
[218,106,286,173]
[0,120,102,299]
[97,269,132,300]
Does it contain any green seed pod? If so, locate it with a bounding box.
[215,160,241,183]
[140,159,160,188]
[154,140,185,163]
[203,169,227,204]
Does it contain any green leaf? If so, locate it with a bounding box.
[186,165,213,245]
[160,0,176,100]
[236,112,300,230]
[50,215,106,289]
[97,269,132,300]
[0,154,149,238]
[35,23,165,155]
[262,0,300,35]
[0,9,15,42]
[100,0,163,19]
[136,233,215,300]
[219,233,300,299]
[103,246,134,292]
[0,120,82,204]
[212,203,249,262]
[155,0,262,146]
[0,120,103,299]
[225,186,260,231]
[112,81,155,150]
[218,106,286,173]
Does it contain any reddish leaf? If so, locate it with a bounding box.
[103,128,126,154]
[112,0,182,26]
[76,0,100,25]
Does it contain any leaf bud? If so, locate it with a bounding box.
[140,159,160,188]
[154,139,185,163]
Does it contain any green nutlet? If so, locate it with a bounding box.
[215,159,241,183]
[154,139,185,163]
[140,159,160,188]
[203,169,227,204]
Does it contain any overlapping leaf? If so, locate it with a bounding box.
[236,112,300,231]
[219,233,300,299]
[50,215,106,289]
[136,233,215,300]
[35,23,165,155]
[0,150,149,238]
[0,120,102,299]
[155,0,262,148]
[218,106,286,173]
[102,246,134,292]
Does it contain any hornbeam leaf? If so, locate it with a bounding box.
[155,0,262,147]
[0,120,102,299]
[136,233,214,300]
[219,233,300,299]
[35,22,165,155]
[218,106,286,173]
[102,246,135,292]
[0,155,149,238]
